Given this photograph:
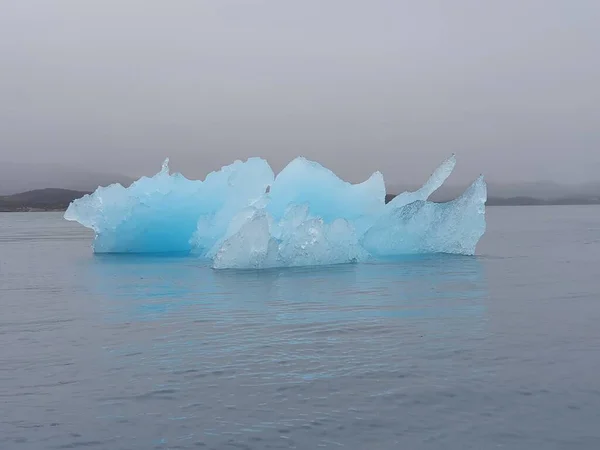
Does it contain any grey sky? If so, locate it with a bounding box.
[1,0,599,186]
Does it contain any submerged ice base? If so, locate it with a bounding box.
[65,155,486,269]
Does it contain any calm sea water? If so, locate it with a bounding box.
[1,207,599,450]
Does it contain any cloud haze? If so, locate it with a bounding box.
[1,0,599,186]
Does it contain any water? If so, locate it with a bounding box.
[1,207,599,450]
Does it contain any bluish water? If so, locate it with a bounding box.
[1,207,599,450]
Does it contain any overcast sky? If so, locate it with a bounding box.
[1,0,599,186]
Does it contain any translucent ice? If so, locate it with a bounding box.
[387,154,456,208]
[267,157,386,222]
[65,158,273,254]
[212,204,367,269]
[65,155,487,268]
[362,176,487,256]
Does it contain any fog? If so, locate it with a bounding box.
[1,0,599,187]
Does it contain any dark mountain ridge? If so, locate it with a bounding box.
[0,189,90,212]
[0,161,134,195]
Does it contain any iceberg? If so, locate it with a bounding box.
[65,155,486,269]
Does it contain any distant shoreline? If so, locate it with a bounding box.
[1,208,67,213]
[1,188,599,212]
[4,202,600,213]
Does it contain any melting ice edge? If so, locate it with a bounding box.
[64,155,486,269]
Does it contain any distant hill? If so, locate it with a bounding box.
[486,196,600,206]
[0,189,89,212]
[0,162,134,195]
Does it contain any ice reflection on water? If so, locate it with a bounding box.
[74,255,490,448]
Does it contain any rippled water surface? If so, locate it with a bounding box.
[1,207,600,449]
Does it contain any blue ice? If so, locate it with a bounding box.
[64,155,486,269]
